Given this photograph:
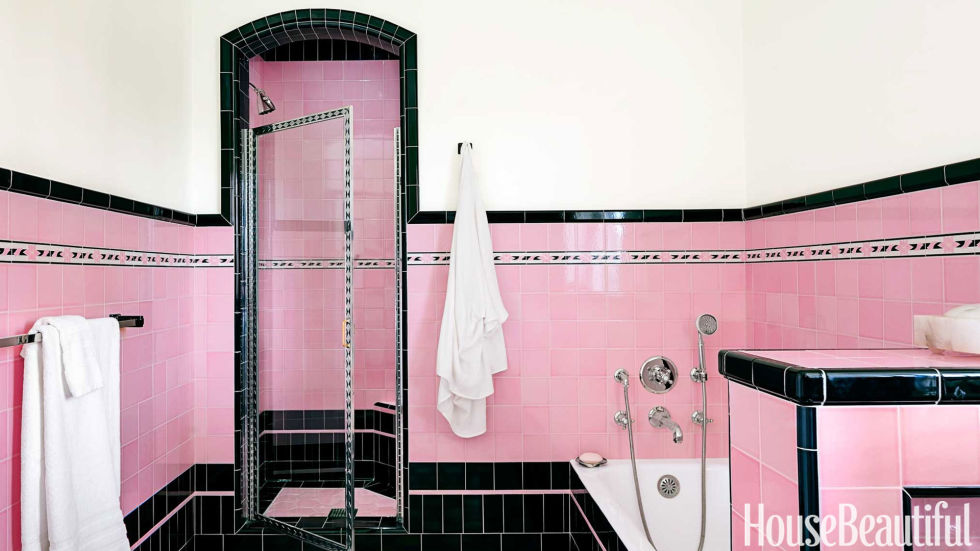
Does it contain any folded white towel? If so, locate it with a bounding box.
[436,144,509,437]
[21,316,129,551]
[43,316,104,397]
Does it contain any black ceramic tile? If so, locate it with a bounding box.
[465,463,494,490]
[901,166,946,192]
[796,406,817,449]
[946,158,980,185]
[940,370,980,403]
[823,370,939,404]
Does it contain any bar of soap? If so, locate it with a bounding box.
[578,452,604,467]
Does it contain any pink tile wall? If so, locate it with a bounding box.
[251,59,399,411]
[407,222,747,461]
[746,182,980,348]
[817,405,980,551]
[728,383,799,551]
[0,190,233,550]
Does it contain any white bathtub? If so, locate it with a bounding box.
[572,458,731,551]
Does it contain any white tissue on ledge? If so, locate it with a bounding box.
[914,305,980,355]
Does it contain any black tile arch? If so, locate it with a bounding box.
[221,10,417,539]
[719,349,980,405]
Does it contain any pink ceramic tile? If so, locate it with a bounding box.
[817,407,900,488]
[900,406,980,485]
[758,393,798,482]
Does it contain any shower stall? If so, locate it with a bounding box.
[238,57,404,550]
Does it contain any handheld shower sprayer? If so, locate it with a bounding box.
[692,313,718,383]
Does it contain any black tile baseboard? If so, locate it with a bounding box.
[719,349,977,405]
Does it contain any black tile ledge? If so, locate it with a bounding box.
[720,349,980,405]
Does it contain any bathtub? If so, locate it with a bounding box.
[572,458,731,551]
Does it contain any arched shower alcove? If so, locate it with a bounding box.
[219,11,416,550]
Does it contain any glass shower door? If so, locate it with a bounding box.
[241,107,354,550]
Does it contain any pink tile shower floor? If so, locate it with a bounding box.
[264,487,396,518]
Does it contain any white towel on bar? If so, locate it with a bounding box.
[21,316,129,551]
[41,316,104,397]
[436,144,509,437]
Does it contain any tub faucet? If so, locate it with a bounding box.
[648,406,683,443]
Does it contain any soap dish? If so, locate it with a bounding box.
[575,453,607,468]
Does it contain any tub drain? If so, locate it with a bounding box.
[657,475,680,498]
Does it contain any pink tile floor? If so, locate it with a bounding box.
[263,487,396,518]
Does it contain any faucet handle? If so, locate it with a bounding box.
[692,410,713,425]
[613,410,633,429]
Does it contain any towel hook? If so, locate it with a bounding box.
[457,142,473,154]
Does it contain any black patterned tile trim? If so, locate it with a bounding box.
[720,349,979,405]
[258,258,396,270]
[0,168,231,227]
[409,230,980,266]
[408,462,577,491]
[407,157,980,224]
[0,239,232,268]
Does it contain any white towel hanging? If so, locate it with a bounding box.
[435,143,509,438]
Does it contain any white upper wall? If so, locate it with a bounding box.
[1,1,978,213]
[742,0,980,205]
[188,0,747,213]
[0,0,193,211]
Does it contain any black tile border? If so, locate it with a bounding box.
[408,157,980,224]
[1,167,217,226]
[3,155,978,229]
[796,406,819,551]
[719,349,980,405]
[259,39,399,62]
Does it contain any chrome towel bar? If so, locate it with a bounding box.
[0,314,144,349]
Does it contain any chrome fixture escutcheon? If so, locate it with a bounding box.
[639,356,678,393]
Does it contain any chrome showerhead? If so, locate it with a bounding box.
[696,313,718,336]
[249,83,276,115]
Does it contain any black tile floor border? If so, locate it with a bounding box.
[130,462,613,551]
[719,349,978,405]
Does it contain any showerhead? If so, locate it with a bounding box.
[696,313,718,336]
[249,83,276,115]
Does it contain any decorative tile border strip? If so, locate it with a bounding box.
[258,258,396,269]
[0,240,232,268]
[408,231,980,266]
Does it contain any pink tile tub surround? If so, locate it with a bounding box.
[747,182,980,349]
[0,190,234,550]
[251,59,399,410]
[407,222,748,462]
[728,383,798,551]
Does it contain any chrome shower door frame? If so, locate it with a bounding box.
[240,107,355,551]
